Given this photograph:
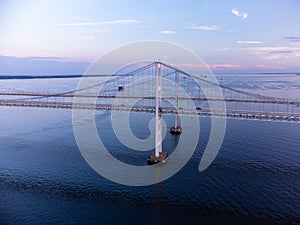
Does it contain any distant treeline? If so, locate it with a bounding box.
[0,75,110,79]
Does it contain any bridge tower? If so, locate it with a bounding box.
[147,62,169,164]
[170,71,182,134]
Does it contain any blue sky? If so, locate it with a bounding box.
[1,0,300,74]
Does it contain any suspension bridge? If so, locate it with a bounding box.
[0,61,299,122]
[1,61,299,163]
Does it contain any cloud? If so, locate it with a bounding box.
[270,50,293,54]
[241,46,300,60]
[237,41,264,44]
[264,54,281,60]
[283,36,300,42]
[160,30,176,35]
[175,63,207,70]
[215,46,230,51]
[60,19,139,26]
[0,55,89,75]
[26,56,67,61]
[69,16,91,21]
[255,64,285,70]
[208,64,242,70]
[79,35,95,40]
[241,46,300,55]
[175,63,241,71]
[231,9,248,20]
[188,25,219,31]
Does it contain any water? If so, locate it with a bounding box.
[0,74,300,224]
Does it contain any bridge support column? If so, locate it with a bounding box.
[148,62,168,164]
[155,62,162,157]
[170,71,182,134]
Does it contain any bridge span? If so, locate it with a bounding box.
[0,99,299,122]
[1,61,299,162]
[0,61,299,123]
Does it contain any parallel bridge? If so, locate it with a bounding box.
[0,61,299,122]
[0,99,299,122]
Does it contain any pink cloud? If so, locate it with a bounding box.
[255,64,285,70]
[175,63,207,70]
[174,63,243,71]
[208,64,242,70]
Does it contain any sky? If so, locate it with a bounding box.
[0,0,300,74]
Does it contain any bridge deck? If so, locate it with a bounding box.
[1,91,299,105]
[0,99,299,122]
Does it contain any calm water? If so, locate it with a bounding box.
[0,74,300,224]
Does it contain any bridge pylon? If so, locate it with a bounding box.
[170,71,182,134]
[148,62,169,164]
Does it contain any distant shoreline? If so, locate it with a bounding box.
[0,72,299,80]
[0,75,108,79]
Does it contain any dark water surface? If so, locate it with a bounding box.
[0,106,299,224]
[1,74,300,224]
